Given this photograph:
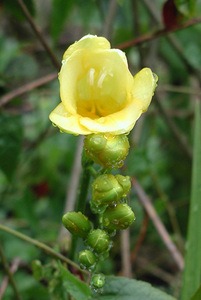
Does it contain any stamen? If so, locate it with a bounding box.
[88,68,95,85]
[97,72,107,88]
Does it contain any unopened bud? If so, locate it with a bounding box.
[102,203,135,230]
[78,249,97,270]
[84,134,129,168]
[91,174,123,207]
[62,211,92,238]
[91,273,105,289]
[86,229,110,254]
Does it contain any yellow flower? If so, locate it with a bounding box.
[49,35,157,135]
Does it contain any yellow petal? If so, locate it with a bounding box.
[59,50,84,115]
[132,68,158,112]
[63,35,110,61]
[59,49,133,118]
[79,102,142,135]
[49,103,91,135]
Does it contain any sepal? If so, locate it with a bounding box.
[62,211,92,238]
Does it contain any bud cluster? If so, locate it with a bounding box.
[62,133,135,290]
[62,211,110,273]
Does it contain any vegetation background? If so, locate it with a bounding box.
[0,0,201,299]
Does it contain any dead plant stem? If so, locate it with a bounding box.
[132,178,184,271]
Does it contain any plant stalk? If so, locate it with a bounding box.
[0,224,88,275]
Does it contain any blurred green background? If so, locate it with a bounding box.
[0,0,201,299]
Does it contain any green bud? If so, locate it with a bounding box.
[91,174,123,207]
[86,229,110,254]
[115,175,131,197]
[32,260,43,281]
[91,273,105,289]
[84,134,129,168]
[78,249,97,270]
[62,211,92,238]
[102,203,135,230]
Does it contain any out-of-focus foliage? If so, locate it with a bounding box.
[51,0,74,43]
[0,114,23,179]
[175,0,197,16]
[0,0,201,299]
[4,0,35,20]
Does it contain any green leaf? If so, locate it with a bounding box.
[0,113,23,179]
[58,262,91,300]
[181,101,201,300]
[51,0,74,43]
[191,285,201,300]
[93,276,176,300]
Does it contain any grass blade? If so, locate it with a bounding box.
[181,100,201,300]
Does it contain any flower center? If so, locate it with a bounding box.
[76,68,127,119]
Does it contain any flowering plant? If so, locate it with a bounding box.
[49,35,157,135]
[50,34,158,292]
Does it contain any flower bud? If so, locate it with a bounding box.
[91,174,123,207]
[91,273,105,289]
[62,211,92,238]
[115,175,131,197]
[78,249,97,270]
[102,203,135,230]
[32,260,43,280]
[84,134,129,168]
[86,229,110,254]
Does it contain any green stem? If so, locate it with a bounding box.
[70,149,93,259]
[75,167,91,213]
[0,224,88,275]
[181,101,201,300]
[75,149,93,213]
[0,245,22,300]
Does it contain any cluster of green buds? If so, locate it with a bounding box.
[62,133,135,291]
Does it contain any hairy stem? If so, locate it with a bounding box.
[69,148,93,259]
[0,224,88,275]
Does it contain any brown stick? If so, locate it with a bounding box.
[17,0,60,70]
[131,213,149,264]
[116,17,201,50]
[58,136,84,248]
[132,178,184,271]
[0,246,22,300]
[120,229,132,278]
[0,73,57,108]
[0,258,21,300]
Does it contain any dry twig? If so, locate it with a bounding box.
[0,246,22,300]
[132,178,184,271]
[17,0,60,70]
[58,136,84,248]
[0,258,21,300]
[120,229,132,278]
[117,16,201,51]
[0,73,57,108]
